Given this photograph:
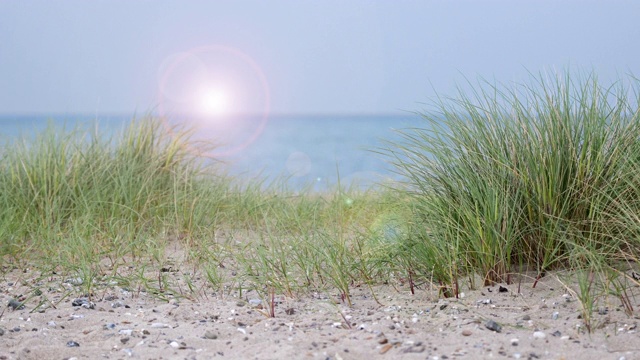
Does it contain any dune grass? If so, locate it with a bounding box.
[2,72,640,332]
[383,72,640,329]
[0,117,398,313]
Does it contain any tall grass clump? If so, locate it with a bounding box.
[0,117,229,266]
[385,72,640,299]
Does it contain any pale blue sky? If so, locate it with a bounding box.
[1,0,638,115]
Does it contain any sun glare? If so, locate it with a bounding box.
[199,88,230,116]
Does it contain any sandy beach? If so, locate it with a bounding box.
[2,260,639,360]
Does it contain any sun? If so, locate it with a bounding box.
[199,88,230,116]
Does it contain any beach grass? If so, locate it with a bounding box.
[383,72,640,328]
[2,72,640,331]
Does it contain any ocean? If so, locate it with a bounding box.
[0,114,425,191]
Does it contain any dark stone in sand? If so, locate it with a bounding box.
[8,299,24,310]
[485,320,502,332]
[72,298,95,309]
[66,341,80,347]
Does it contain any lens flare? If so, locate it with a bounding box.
[157,45,270,157]
[199,88,229,117]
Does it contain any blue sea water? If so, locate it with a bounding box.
[0,114,425,190]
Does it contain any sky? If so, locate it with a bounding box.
[1,0,639,116]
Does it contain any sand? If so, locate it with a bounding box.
[1,263,640,360]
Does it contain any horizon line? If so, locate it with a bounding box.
[0,110,418,119]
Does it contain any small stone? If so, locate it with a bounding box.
[522,315,531,321]
[552,311,559,320]
[248,299,262,307]
[498,286,508,293]
[119,329,133,336]
[204,330,218,340]
[48,321,57,328]
[598,307,608,315]
[510,338,519,346]
[151,323,170,328]
[551,330,562,337]
[72,298,95,309]
[122,348,134,357]
[169,341,180,348]
[236,301,245,307]
[0,328,5,336]
[533,331,546,339]
[8,299,24,310]
[66,340,80,347]
[379,343,393,354]
[461,329,472,336]
[285,308,295,315]
[403,345,426,353]
[120,337,130,344]
[103,323,116,330]
[485,320,502,333]
[65,277,83,286]
[378,337,388,344]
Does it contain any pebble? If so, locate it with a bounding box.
[8,298,24,310]
[403,345,426,353]
[485,320,502,333]
[510,338,519,346]
[551,330,562,337]
[461,329,472,336]
[169,341,187,349]
[47,321,57,328]
[151,323,170,328]
[248,299,262,307]
[103,323,116,330]
[204,330,218,339]
[66,340,80,347]
[285,307,295,315]
[533,331,546,339]
[122,348,134,357]
[119,329,133,336]
[522,315,531,321]
[65,277,83,286]
[72,298,95,309]
[598,307,608,315]
[379,343,393,354]
[0,328,5,336]
[552,311,559,320]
